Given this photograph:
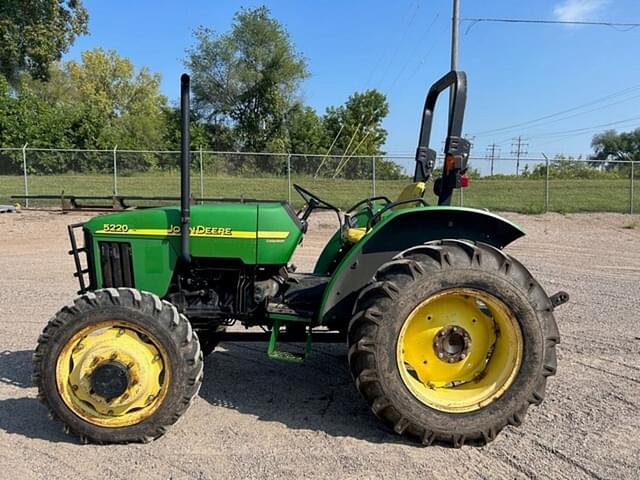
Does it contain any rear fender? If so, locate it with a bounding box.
[317,207,525,326]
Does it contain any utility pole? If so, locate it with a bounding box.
[451,0,460,71]
[486,144,501,176]
[511,136,528,176]
[449,0,460,117]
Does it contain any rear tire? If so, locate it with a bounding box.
[347,239,559,447]
[33,288,203,444]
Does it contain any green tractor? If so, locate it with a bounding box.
[33,71,568,446]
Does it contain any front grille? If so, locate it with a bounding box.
[99,242,135,288]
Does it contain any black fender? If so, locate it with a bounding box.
[318,207,525,327]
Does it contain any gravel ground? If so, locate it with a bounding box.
[0,209,638,480]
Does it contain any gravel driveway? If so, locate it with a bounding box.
[0,209,638,479]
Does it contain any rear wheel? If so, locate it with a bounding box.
[348,239,559,447]
[33,288,203,444]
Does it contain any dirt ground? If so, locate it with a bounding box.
[0,209,638,480]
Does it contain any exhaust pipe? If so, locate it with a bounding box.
[180,73,191,265]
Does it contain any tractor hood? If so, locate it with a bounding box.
[82,202,303,296]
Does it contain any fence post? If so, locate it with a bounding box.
[631,160,635,215]
[199,146,204,204]
[287,153,292,204]
[543,153,550,213]
[372,157,376,197]
[112,145,118,195]
[22,143,29,208]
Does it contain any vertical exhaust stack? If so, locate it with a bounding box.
[180,73,191,265]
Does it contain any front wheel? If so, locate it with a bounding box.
[33,288,203,444]
[348,240,559,447]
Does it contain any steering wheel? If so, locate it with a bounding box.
[293,184,342,231]
[293,184,340,213]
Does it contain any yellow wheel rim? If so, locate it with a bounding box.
[56,321,171,428]
[396,288,523,413]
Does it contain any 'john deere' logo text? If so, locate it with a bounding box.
[168,225,233,236]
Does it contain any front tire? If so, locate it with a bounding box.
[33,288,203,444]
[348,240,559,447]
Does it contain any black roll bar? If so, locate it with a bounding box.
[413,71,468,200]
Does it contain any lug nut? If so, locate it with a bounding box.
[147,395,155,403]
[71,384,78,391]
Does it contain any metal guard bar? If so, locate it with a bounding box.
[414,70,468,182]
[67,222,90,294]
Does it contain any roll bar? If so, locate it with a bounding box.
[413,70,470,205]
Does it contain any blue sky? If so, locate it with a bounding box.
[65,0,640,170]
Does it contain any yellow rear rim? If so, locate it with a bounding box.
[396,288,523,413]
[56,321,171,428]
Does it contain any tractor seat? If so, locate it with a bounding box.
[344,226,367,243]
[343,182,426,244]
[394,181,426,209]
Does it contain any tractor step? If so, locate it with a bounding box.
[267,317,312,364]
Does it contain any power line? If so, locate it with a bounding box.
[314,123,344,178]
[483,91,640,139]
[500,92,640,137]
[333,130,373,178]
[471,83,640,137]
[322,0,425,176]
[335,4,441,177]
[461,17,640,33]
[379,0,423,86]
[385,13,440,94]
[526,115,640,140]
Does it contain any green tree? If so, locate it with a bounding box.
[186,6,308,154]
[324,90,389,156]
[591,128,640,172]
[1,49,171,173]
[0,73,85,173]
[286,104,327,154]
[0,0,88,83]
[66,49,168,152]
[320,90,391,178]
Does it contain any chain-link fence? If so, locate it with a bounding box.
[0,147,637,214]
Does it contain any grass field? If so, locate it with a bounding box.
[1,173,638,213]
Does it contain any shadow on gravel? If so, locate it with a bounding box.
[0,350,78,443]
[0,350,33,388]
[0,345,417,446]
[199,342,415,446]
[0,397,77,443]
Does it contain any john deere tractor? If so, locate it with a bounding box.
[33,71,568,446]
